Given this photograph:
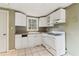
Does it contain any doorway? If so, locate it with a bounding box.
[0,10,9,52]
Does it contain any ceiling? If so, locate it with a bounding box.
[0,3,72,17]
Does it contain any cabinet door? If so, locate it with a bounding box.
[47,37,56,50]
[42,36,47,45]
[15,12,26,26]
[47,15,54,26]
[56,9,66,23]
[53,9,65,23]
[28,35,35,48]
[42,35,56,50]
[55,36,65,53]
[50,12,57,25]
[27,17,38,31]
[39,17,48,27]
[22,37,28,48]
[28,34,42,48]
[15,36,22,49]
[50,9,65,24]
[34,35,42,46]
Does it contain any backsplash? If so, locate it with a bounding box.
[38,27,47,32]
[15,26,27,34]
[47,23,65,32]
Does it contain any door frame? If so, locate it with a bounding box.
[6,10,9,51]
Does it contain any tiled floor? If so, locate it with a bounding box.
[0,46,52,56]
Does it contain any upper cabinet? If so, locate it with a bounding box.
[39,9,65,27]
[47,15,54,27]
[50,9,66,24]
[39,17,48,27]
[15,12,26,26]
[26,17,39,31]
[15,8,65,29]
[39,16,54,27]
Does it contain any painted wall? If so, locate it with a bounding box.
[15,26,27,34]
[47,24,65,32]
[9,10,15,50]
[65,4,79,55]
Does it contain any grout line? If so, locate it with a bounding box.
[0,45,53,56]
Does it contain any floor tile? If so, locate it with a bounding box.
[0,45,52,56]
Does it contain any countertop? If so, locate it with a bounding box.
[47,33,62,36]
[15,31,65,36]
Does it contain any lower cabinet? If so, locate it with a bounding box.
[42,33,65,56]
[15,33,42,49]
[43,36,55,50]
[28,34,42,48]
[15,35,22,49]
[28,35,36,48]
[15,33,65,56]
[42,34,55,49]
[15,35,28,49]
[22,37,28,48]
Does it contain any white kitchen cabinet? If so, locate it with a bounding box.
[55,9,66,23]
[47,15,54,27]
[42,33,65,56]
[42,34,55,49]
[15,33,42,49]
[50,9,65,24]
[15,12,26,26]
[39,17,48,27]
[54,34,65,55]
[15,35,22,49]
[15,35,28,49]
[39,16,54,27]
[27,17,38,31]
[28,33,42,48]
[28,34,36,48]
[50,12,56,25]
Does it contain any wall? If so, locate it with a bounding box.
[9,10,15,50]
[15,26,27,34]
[47,23,65,32]
[65,4,79,56]
[39,27,47,32]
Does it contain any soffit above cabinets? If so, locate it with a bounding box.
[0,3,72,17]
